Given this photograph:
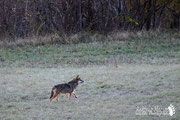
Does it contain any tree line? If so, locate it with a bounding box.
[0,0,179,38]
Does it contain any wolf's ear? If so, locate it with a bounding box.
[74,75,79,80]
[77,75,79,78]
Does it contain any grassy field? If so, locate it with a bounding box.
[0,31,180,67]
[0,31,180,120]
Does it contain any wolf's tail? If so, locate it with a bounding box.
[49,87,55,99]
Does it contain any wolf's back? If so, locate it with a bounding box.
[50,83,72,99]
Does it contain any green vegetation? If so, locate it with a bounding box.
[0,32,180,67]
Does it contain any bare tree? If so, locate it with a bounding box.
[0,0,179,38]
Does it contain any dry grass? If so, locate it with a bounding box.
[1,31,179,47]
[0,64,180,120]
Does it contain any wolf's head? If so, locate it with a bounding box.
[74,75,84,84]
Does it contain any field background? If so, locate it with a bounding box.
[0,32,180,120]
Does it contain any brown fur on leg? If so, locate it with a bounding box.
[68,93,72,100]
[55,94,59,103]
[73,92,78,98]
[50,89,58,103]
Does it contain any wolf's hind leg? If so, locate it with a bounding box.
[55,94,59,103]
[49,89,58,103]
[50,98,53,103]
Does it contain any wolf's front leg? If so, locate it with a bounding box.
[72,92,78,98]
[68,93,72,100]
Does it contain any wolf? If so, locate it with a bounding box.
[49,75,84,103]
